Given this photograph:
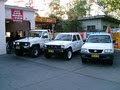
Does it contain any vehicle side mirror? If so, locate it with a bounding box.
[52,38,54,40]
[72,38,76,42]
[42,34,48,38]
[113,40,116,43]
[83,39,86,42]
[72,39,75,42]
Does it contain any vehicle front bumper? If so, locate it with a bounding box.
[14,45,30,52]
[81,53,114,60]
[44,48,68,55]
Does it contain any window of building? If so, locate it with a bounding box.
[87,25,95,30]
[103,26,107,30]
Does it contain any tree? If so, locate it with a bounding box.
[67,0,90,20]
[48,0,91,32]
[97,0,120,19]
[48,0,67,32]
[62,20,82,32]
[49,0,66,19]
[61,0,90,32]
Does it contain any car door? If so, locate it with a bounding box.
[76,34,83,50]
[41,31,49,48]
[72,35,78,52]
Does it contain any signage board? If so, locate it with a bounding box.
[111,28,120,50]
[35,17,56,24]
[11,9,23,22]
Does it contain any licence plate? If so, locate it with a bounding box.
[48,50,54,53]
[16,46,20,49]
[91,54,99,58]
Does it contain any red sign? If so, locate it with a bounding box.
[80,32,85,39]
[11,9,23,22]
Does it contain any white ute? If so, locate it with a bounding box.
[81,33,114,65]
[44,33,83,60]
[14,29,50,57]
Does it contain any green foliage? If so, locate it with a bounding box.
[48,0,92,32]
[97,0,120,19]
[61,20,82,32]
[62,0,90,32]
[49,0,66,19]
[67,0,90,20]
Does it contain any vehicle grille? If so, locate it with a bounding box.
[47,45,61,49]
[15,42,29,46]
[89,49,103,53]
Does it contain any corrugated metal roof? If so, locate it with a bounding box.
[5,5,38,12]
[78,15,120,24]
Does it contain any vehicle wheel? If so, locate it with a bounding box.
[65,48,72,60]
[108,60,113,65]
[31,46,40,58]
[6,48,11,54]
[15,50,23,56]
[81,57,87,63]
[44,53,51,59]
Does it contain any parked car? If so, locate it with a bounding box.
[81,33,114,65]
[44,33,83,60]
[14,29,51,58]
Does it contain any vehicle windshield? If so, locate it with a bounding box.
[27,31,42,37]
[54,34,72,41]
[87,35,111,43]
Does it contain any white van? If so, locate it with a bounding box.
[81,33,114,65]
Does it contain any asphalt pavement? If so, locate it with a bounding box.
[0,52,120,90]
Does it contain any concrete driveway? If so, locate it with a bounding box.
[0,52,120,90]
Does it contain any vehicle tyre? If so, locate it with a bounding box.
[31,46,40,58]
[6,47,11,54]
[65,48,72,60]
[6,42,12,54]
[44,53,51,59]
[15,50,23,56]
[81,57,87,63]
[108,59,113,65]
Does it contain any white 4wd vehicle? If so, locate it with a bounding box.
[14,30,50,57]
[44,33,83,60]
[81,33,114,65]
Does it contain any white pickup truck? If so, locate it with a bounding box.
[14,29,51,58]
[81,33,114,65]
[44,33,83,60]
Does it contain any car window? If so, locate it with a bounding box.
[76,35,80,40]
[87,35,111,43]
[28,31,42,37]
[73,35,77,41]
[42,31,48,38]
[55,34,72,41]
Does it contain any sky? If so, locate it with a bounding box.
[5,0,104,17]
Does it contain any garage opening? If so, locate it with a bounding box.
[6,19,30,42]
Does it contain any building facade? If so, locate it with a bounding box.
[5,5,37,38]
[0,0,7,55]
[0,2,37,55]
[78,15,120,31]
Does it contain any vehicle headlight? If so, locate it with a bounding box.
[81,48,87,53]
[13,42,15,45]
[104,49,113,53]
[16,42,20,45]
[24,42,30,46]
[61,45,65,49]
